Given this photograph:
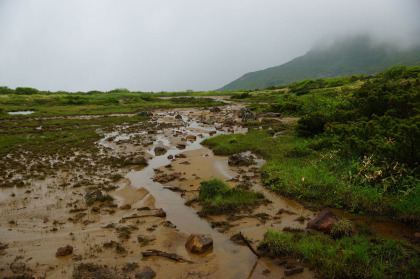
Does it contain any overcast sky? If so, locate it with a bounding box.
[0,0,419,92]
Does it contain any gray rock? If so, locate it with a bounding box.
[84,189,103,201]
[239,107,257,121]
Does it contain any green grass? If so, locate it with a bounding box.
[258,230,420,279]
[198,178,265,215]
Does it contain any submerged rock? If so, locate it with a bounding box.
[55,245,73,257]
[239,107,257,121]
[306,208,339,233]
[185,234,213,253]
[84,189,103,201]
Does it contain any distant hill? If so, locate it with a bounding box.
[218,36,420,91]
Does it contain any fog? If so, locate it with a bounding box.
[0,0,419,92]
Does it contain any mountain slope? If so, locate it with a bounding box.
[218,36,420,91]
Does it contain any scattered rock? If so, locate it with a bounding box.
[135,266,156,279]
[185,234,213,254]
[137,235,157,243]
[137,111,153,117]
[186,135,197,141]
[176,144,186,149]
[228,153,255,166]
[153,172,182,183]
[307,208,339,233]
[167,155,174,159]
[55,245,73,257]
[180,161,191,165]
[120,204,131,210]
[239,107,257,121]
[210,107,221,112]
[163,221,176,228]
[209,131,216,136]
[154,147,167,155]
[203,119,215,125]
[84,189,103,201]
[223,118,235,126]
[155,208,166,217]
[175,153,187,158]
[175,114,183,119]
[10,262,26,273]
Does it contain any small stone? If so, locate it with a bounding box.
[55,245,73,257]
[163,221,176,228]
[186,135,197,141]
[167,155,174,159]
[135,266,156,279]
[120,204,131,210]
[185,234,213,254]
[155,208,166,217]
[175,114,182,119]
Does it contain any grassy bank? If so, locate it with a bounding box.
[203,66,420,226]
[258,230,420,279]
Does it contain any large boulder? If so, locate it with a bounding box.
[239,107,257,122]
[306,208,339,233]
[185,234,213,254]
[84,189,103,201]
[228,153,255,166]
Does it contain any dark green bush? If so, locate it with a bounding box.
[297,111,328,137]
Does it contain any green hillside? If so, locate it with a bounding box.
[218,36,420,91]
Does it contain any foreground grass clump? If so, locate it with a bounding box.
[259,230,420,279]
[198,178,264,215]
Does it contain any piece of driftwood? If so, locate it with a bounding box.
[141,249,193,263]
[239,232,261,258]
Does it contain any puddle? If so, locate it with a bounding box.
[126,109,313,278]
[8,111,35,115]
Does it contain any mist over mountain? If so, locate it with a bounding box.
[218,35,420,91]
